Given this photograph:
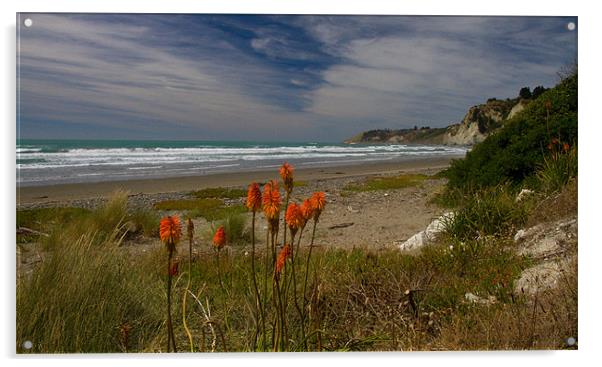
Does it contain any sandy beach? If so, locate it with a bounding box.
[17,156,455,206]
[18,156,455,254]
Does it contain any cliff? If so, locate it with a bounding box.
[345,97,531,146]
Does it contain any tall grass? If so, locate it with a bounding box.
[442,185,529,242]
[17,220,165,352]
[536,145,577,193]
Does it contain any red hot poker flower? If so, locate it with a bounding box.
[213,226,226,250]
[300,199,314,227]
[160,216,182,251]
[275,244,292,279]
[310,192,326,221]
[285,202,303,236]
[246,182,262,212]
[279,162,294,193]
[262,180,281,221]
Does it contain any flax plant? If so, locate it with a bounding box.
[159,215,182,353]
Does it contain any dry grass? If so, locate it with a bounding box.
[527,178,577,227]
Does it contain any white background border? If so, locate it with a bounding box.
[2,1,599,366]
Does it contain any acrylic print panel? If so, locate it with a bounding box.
[16,13,578,353]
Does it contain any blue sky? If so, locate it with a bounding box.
[17,14,577,142]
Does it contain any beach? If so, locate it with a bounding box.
[17,156,455,206]
[17,156,455,257]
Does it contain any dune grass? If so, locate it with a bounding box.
[343,173,429,192]
[17,190,558,352]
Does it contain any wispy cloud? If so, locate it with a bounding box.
[18,14,577,141]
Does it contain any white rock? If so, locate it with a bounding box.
[514,229,526,242]
[465,292,497,305]
[399,212,455,251]
[516,189,534,202]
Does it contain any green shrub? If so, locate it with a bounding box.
[444,73,577,191]
[442,186,528,241]
[536,145,578,193]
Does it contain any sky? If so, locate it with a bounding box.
[17,14,577,142]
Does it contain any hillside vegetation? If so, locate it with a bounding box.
[443,72,577,192]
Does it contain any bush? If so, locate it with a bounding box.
[444,73,577,191]
[536,145,577,193]
[442,186,528,241]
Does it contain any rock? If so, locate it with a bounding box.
[513,229,526,242]
[514,257,574,296]
[398,212,454,251]
[514,217,577,258]
[516,188,534,202]
[464,292,497,305]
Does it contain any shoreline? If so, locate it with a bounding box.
[17,156,457,205]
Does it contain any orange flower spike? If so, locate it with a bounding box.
[285,202,303,236]
[310,192,326,221]
[213,226,226,250]
[279,162,294,193]
[275,244,292,278]
[300,198,314,226]
[563,143,570,153]
[246,182,262,212]
[160,216,182,251]
[262,180,281,221]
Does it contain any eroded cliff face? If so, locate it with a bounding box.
[441,99,522,145]
[345,98,530,146]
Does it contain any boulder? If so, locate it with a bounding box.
[398,212,454,251]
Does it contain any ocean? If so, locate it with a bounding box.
[16,139,468,186]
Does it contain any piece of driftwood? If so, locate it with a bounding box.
[328,222,354,230]
[17,227,50,237]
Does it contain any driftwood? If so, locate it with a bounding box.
[17,227,49,237]
[328,222,354,230]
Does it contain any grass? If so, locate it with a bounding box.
[16,166,577,352]
[191,187,246,200]
[343,173,429,192]
[17,197,166,353]
[154,198,223,211]
[536,146,577,194]
[441,185,530,242]
[16,199,547,352]
[17,207,90,243]
[154,197,247,222]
